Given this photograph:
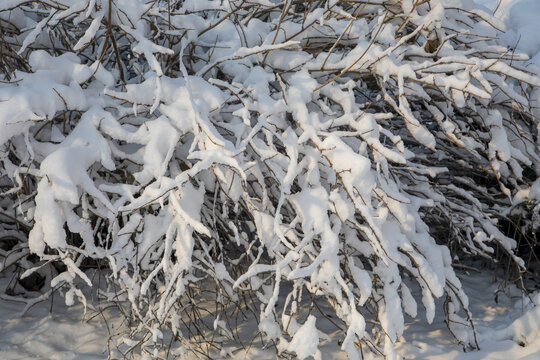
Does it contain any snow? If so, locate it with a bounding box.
[1,271,539,359]
[0,280,113,360]
[476,0,540,64]
[394,274,540,360]
[285,316,321,360]
[1,0,539,359]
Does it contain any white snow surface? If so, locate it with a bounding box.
[476,0,540,64]
[1,272,539,359]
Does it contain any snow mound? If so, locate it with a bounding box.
[285,316,321,360]
[477,0,540,63]
[491,293,540,346]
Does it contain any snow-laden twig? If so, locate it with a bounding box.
[0,0,539,358]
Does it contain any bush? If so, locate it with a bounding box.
[0,0,539,358]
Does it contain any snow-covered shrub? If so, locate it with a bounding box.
[1,0,539,358]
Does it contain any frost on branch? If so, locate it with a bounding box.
[0,0,539,358]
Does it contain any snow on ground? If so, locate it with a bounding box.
[476,0,540,64]
[394,274,540,360]
[0,291,111,359]
[0,270,539,359]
